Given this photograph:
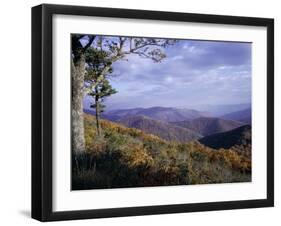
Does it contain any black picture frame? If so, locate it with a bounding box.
[32,4,274,222]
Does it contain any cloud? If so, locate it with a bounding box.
[164,76,174,84]
[171,55,184,61]
[86,38,252,110]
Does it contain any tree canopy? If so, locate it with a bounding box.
[71,34,177,152]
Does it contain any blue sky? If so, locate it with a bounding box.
[84,38,252,111]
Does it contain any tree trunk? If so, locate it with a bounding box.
[71,55,86,154]
[95,94,101,136]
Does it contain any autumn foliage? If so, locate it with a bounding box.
[72,114,251,190]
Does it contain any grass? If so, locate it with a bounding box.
[72,114,251,190]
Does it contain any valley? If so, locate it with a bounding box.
[72,106,252,190]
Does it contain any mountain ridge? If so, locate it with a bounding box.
[100,106,212,122]
[192,103,251,116]
[199,125,251,150]
[117,115,202,142]
[172,117,245,136]
[221,108,251,124]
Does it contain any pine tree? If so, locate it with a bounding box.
[85,47,116,135]
[72,35,176,153]
[89,79,117,135]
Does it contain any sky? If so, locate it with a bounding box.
[84,37,252,111]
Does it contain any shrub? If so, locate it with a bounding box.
[72,114,251,190]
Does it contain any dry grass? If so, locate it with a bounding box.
[72,114,251,190]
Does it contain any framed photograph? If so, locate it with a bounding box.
[32,4,274,221]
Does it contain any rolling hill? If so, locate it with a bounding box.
[73,114,252,190]
[199,125,251,150]
[221,108,251,124]
[117,115,202,142]
[101,106,212,122]
[172,117,245,136]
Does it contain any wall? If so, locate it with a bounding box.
[0,0,279,225]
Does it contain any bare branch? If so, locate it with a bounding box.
[83,35,96,52]
[133,51,163,62]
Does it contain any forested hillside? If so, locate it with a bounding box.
[72,114,251,190]
[172,117,244,136]
[117,115,202,142]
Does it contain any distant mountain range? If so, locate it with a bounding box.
[102,106,212,122]
[172,117,245,136]
[84,106,251,145]
[199,125,251,149]
[192,103,251,116]
[221,108,251,124]
[117,115,202,142]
